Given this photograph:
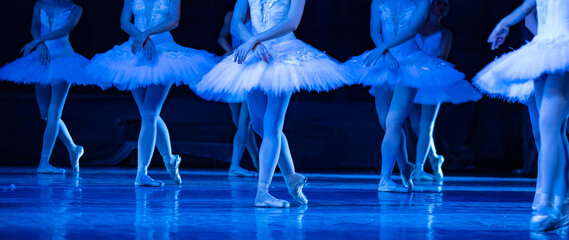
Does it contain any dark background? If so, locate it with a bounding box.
[0,0,536,175]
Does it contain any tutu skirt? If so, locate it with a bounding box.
[195,39,351,103]
[87,33,218,90]
[473,36,569,103]
[0,50,90,86]
[346,50,475,104]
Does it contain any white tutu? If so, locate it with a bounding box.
[0,50,91,86]
[346,50,469,104]
[195,39,351,103]
[87,33,218,91]
[473,37,569,103]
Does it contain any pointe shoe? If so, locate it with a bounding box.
[413,169,435,181]
[255,191,290,208]
[378,179,409,193]
[135,175,164,187]
[400,162,415,191]
[228,168,258,178]
[531,195,563,231]
[285,173,308,205]
[164,155,182,185]
[430,155,445,183]
[70,145,84,173]
[37,164,65,174]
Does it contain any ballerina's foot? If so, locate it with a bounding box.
[255,191,290,208]
[37,164,65,174]
[530,214,560,231]
[430,155,445,183]
[70,145,84,173]
[135,175,164,187]
[413,169,435,181]
[165,154,182,185]
[228,167,258,178]
[400,162,415,191]
[378,178,409,193]
[285,173,308,205]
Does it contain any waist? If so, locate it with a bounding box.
[44,38,73,52]
[261,32,296,45]
[130,32,174,45]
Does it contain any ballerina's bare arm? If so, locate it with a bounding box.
[525,8,538,36]
[488,0,536,50]
[364,0,399,69]
[230,0,253,43]
[120,0,143,38]
[438,30,453,61]
[233,0,306,63]
[218,11,234,53]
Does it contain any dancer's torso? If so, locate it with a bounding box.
[248,0,296,44]
[132,0,174,43]
[378,0,422,56]
[40,4,75,54]
[536,0,569,40]
[416,30,445,57]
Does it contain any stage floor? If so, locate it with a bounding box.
[0,167,564,239]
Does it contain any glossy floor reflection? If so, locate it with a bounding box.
[0,167,567,239]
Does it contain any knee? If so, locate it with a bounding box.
[250,118,263,136]
[385,114,406,132]
[539,117,562,138]
[140,108,159,124]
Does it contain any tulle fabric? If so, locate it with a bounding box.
[473,37,569,103]
[346,50,470,104]
[87,34,218,90]
[0,51,91,86]
[195,39,351,103]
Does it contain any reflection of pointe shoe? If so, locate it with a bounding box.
[378,179,409,193]
[430,155,445,183]
[400,162,415,191]
[285,173,308,205]
[135,175,164,187]
[37,164,65,174]
[70,145,84,173]
[413,170,435,181]
[165,155,182,185]
[228,168,258,178]
[255,191,290,208]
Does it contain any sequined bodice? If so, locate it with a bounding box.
[40,5,75,53]
[416,30,444,57]
[132,0,170,32]
[536,0,569,40]
[248,0,296,43]
[377,0,422,55]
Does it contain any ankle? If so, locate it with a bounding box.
[258,183,269,193]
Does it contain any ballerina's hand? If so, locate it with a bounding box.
[37,43,51,66]
[20,39,41,56]
[384,52,399,71]
[363,47,386,67]
[143,38,156,60]
[488,22,509,50]
[132,32,148,54]
[253,43,271,64]
[234,40,257,64]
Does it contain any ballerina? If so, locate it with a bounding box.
[473,0,569,231]
[217,10,259,177]
[0,0,88,174]
[410,0,481,183]
[346,0,466,192]
[196,0,350,207]
[87,0,217,187]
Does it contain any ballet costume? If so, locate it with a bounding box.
[473,0,569,231]
[195,0,350,207]
[0,4,90,173]
[414,30,482,104]
[86,0,217,185]
[86,0,218,90]
[0,5,92,87]
[194,0,351,103]
[346,1,467,105]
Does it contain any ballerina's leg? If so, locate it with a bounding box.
[379,86,417,192]
[37,82,71,174]
[132,84,171,187]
